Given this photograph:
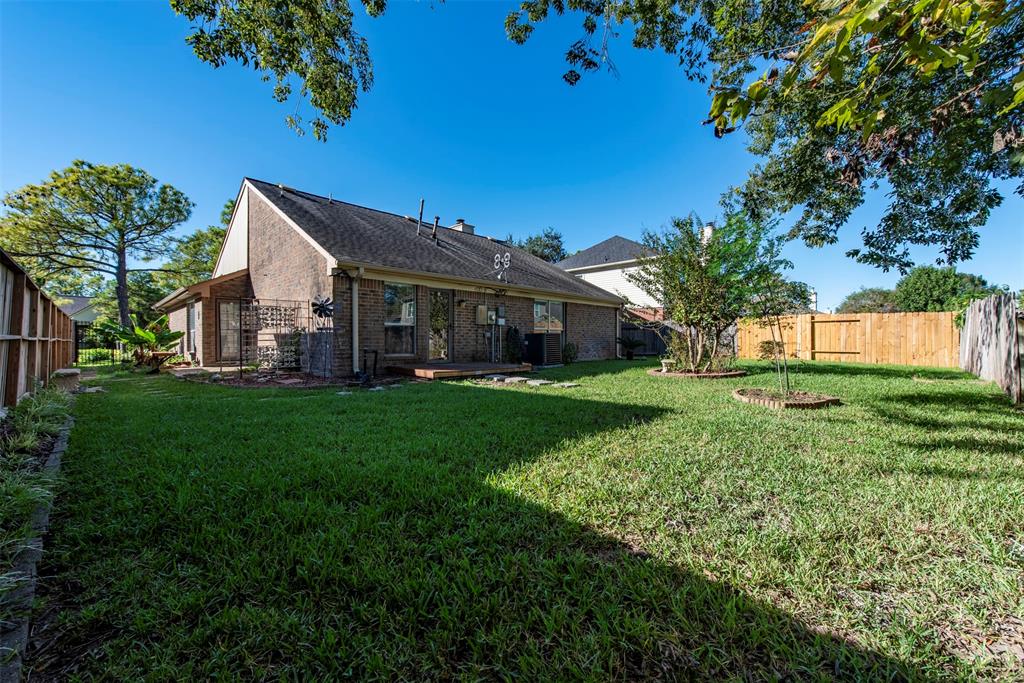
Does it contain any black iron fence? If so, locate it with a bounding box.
[74,322,131,365]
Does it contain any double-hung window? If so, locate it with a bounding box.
[384,282,416,355]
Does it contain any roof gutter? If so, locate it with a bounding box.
[332,260,622,307]
[562,258,643,274]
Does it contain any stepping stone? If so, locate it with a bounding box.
[276,378,303,385]
[484,374,508,381]
[336,391,352,396]
[369,386,385,392]
[503,376,529,384]
[554,382,580,388]
[82,386,106,393]
[526,379,553,386]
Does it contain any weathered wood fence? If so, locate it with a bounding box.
[0,249,74,407]
[959,293,1022,404]
[737,312,960,368]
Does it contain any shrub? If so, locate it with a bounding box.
[757,340,786,361]
[562,342,578,365]
[505,326,523,364]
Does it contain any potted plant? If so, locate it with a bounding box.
[617,337,645,360]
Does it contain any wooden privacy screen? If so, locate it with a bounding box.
[0,249,75,407]
[737,312,960,368]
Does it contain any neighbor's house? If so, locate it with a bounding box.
[56,295,100,352]
[557,236,669,354]
[556,236,659,311]
[155,179,622,375]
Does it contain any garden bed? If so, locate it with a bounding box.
[0,389,73,682]
[732,387,840,409]
[647,368,748,379]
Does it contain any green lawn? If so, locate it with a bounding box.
[32,360,1023,680]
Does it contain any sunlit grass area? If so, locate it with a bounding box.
[32,360,1023,679]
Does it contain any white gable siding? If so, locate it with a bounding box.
[577,265,659,308]
[213,185,249,276]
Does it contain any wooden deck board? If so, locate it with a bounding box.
[386,363,533,379]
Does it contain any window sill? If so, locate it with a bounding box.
[384,353,417,359]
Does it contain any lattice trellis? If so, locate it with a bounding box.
[237,299,310,370]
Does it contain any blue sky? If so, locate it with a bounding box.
[1,1,1021,310]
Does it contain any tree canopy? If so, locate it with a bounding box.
[170,0,381,141]
[510,227,569,263]
[0,161,193,326]
[505,0,1024,272]
[627,214,771,371]
[892,265,1002,311]
[836,287,899,313]
[156,199,233,292]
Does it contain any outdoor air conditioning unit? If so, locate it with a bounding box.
[524,333,563,366]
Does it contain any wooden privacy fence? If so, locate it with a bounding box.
[959,293,1022,403]
[737,312,960,368]
[0,249,74,407]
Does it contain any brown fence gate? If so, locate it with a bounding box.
[737,312,960,368]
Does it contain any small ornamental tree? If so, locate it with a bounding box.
[626,213,765,373]
[748,236,812,396]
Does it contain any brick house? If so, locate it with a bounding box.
[155,179,622,376]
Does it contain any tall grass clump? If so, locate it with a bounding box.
[0,387,72,608]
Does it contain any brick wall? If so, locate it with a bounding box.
[329,276,618,375]
[167,306,187,357]
[248,192,333,303]
[201,274,253,365]
[567,302,618,361]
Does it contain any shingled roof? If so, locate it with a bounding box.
[247,179,620,304]
[55,295,95,317]
[556,236,651,271]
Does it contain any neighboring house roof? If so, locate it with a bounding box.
[245,179,621,304]
[56,295,96,318]
[557,236,650,271]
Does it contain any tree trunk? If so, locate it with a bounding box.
[767,314,784,393]
[115,249,130,326]
[776,317,791,395]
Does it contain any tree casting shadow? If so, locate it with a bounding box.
[31,380,922,680]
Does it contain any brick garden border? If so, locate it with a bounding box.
[0,416,74,683]
[732,388,840,410]
[646,369,748,379]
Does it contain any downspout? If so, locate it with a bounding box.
[339,266,364,375]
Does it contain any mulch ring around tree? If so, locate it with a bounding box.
[732,388,840,410]
[646,369,748,379]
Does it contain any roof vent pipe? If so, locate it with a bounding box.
[432,216,439,241]
[416,198,424,236]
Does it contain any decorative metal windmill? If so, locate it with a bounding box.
[311,296,334,331]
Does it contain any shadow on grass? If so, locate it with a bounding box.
[31,380,919,679]
[780,361,970,381]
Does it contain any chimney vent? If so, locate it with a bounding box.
[450,218,475,235]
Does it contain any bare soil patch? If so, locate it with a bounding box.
[647,369,748,379]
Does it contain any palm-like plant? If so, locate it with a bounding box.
[617,337,646,360]
[97,314,183,369]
